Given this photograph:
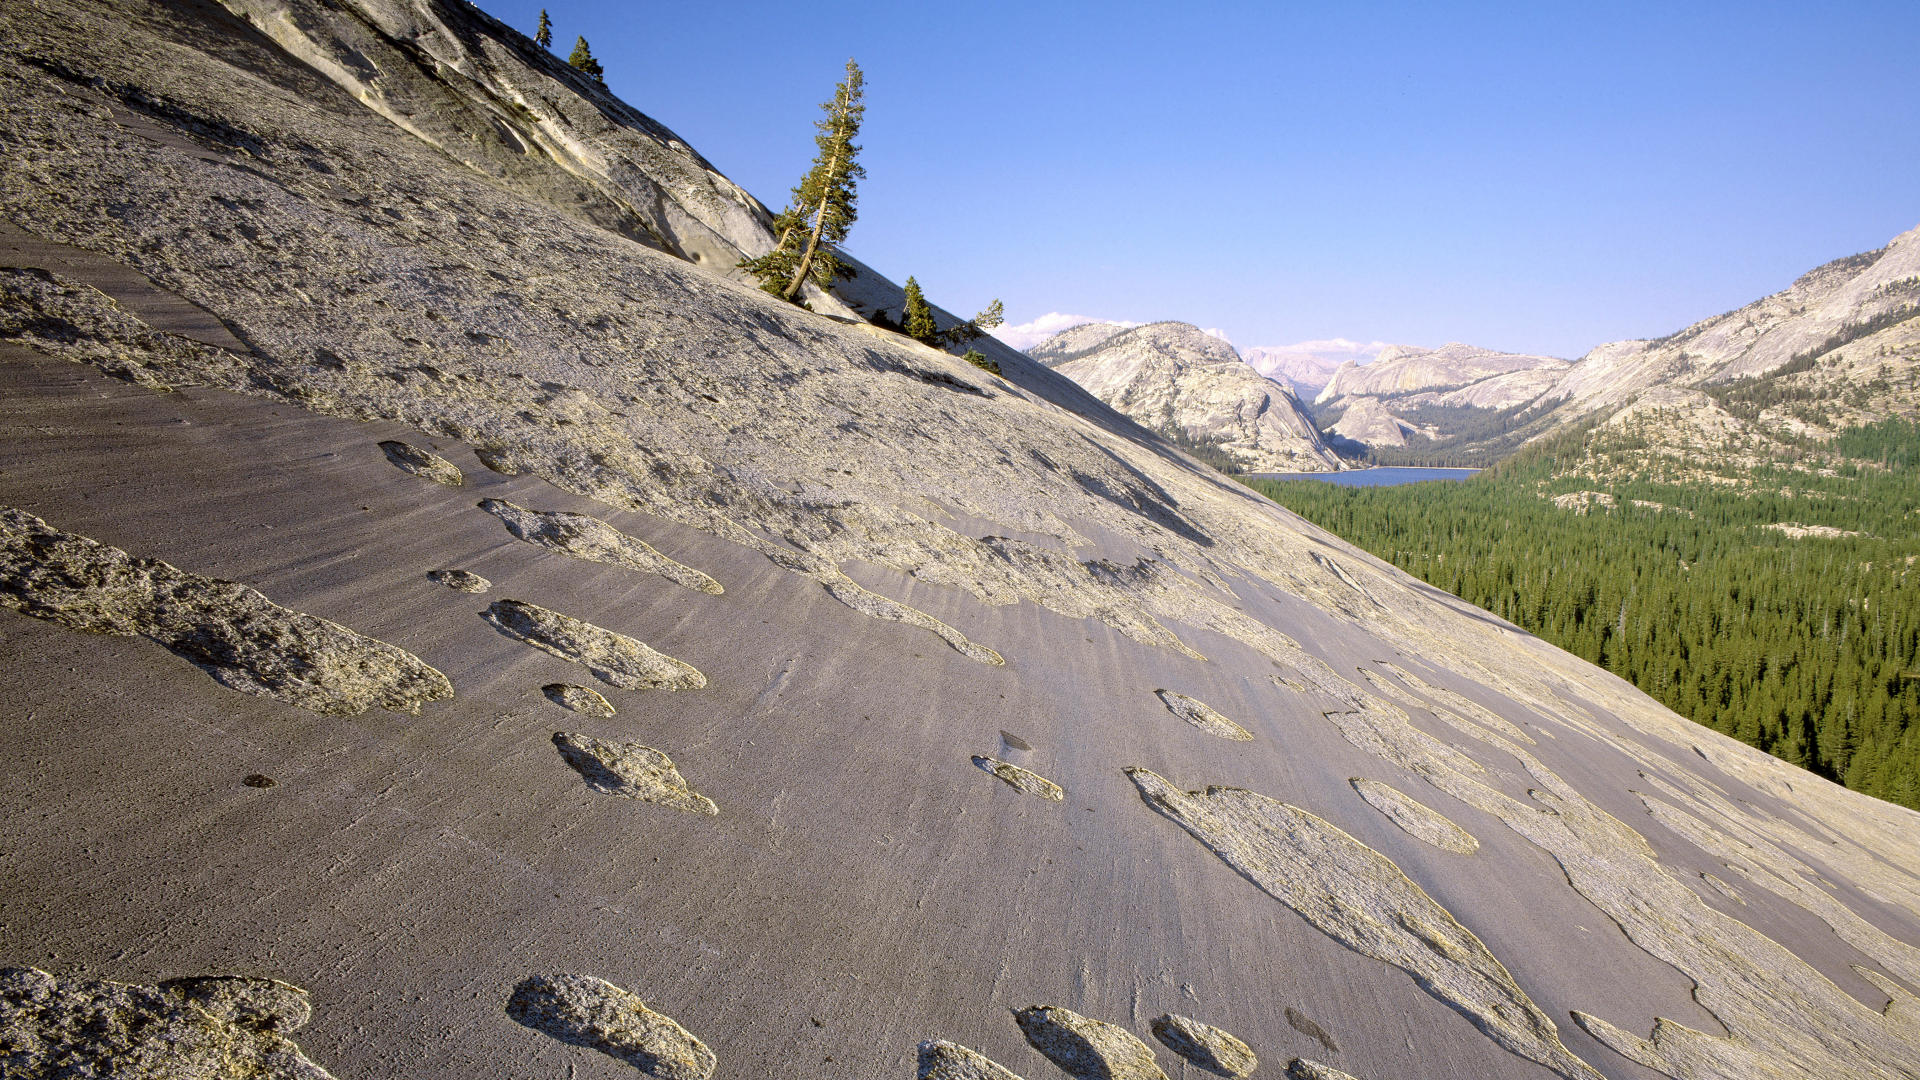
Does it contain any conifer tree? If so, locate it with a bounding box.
[902,276,936,343]
[940,298,1004,346]
[741,60,866,302]
[534,9,551,48]
[568,36,604,84]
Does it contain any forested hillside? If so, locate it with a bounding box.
[1250,418,1920,808]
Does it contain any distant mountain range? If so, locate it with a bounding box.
[1032,322,1343,472]
[1256,225,1920,469]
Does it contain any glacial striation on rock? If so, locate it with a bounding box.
[1350,778,1480,854]
[1125,767,1599,1080]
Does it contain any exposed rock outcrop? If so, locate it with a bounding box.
[1327,398,1416,448]
[4,4,1920,1080]
[1044,322,1343,472]
[1316,343,1568,406]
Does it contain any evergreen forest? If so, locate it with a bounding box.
[1246,418,1920,809]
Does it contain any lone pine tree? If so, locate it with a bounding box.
[902,277,936,343]
[568,36,603,84]
[741,60,866,303]
[534,9,551,48]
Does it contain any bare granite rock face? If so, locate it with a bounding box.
[1316,343,1567,407]
[506,973,715,1079]
[1046,322,1343,472]
[1242,347,1346,399]
[478,497,723,595]
[542,682,615,716]
[0,966,336,1079]
[1327,397,1416,449]
[483,599,705,690]
[972,755,1065,801]
[379,439,464,486]
[918,1039,1030,1080]
[0,505,451,715]
[1154,689,1254,741]
[1149,1013,1258,1078]
[1014,1004,1169,1080]
[4,3,1920,1079]
[552,732,717,814]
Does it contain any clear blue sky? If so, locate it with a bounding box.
[490,0,1919,358]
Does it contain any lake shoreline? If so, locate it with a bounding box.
[1251,466,1482,487]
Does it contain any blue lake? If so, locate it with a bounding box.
[1253,466,1481,487]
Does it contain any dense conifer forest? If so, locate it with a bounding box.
[1247,418,1920,809]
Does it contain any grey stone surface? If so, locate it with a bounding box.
[1149,1013,1257,1078]
[1048,322,1341,472]
[0,504,450,715]
[1,3,1919,1079]
[1014,1004,1168,1080]
[506,973,714,1078]
[0,966,335,1078]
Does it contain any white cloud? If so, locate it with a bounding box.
[1200,327,1233,345]
[990,312,1140,352]
[1259,337,1400,363]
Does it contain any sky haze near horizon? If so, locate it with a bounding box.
[491,0,1919,359]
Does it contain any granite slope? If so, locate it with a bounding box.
[1045,322,1344,473]
[3,3,1920,1079]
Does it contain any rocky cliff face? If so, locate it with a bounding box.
[1025,320,1133,367]
[1328,397,1416,448]
[1045,322,1344,472]
[1241,347,1345,398]
[1533,227,1920,457]
[4,3,1920,1080]
[1316,343,1568,407]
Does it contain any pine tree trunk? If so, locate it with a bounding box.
[782,109,845,300]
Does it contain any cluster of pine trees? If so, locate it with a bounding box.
[1246,417,1920,809]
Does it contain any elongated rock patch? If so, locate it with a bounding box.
[1287,1060,1362,1080]
[482,599,704,690]
[974,755,1064,801]
[544,682,615,717]
[1014,1005,1168,1080]
[506,973,714,1079]
[1150,1014,1257,1078]
[0,966,335,1078]
[1125,768,1598,1080]
[1351,778,1480,854]
[427,568,490,593]
[1155,690,1254,741]
[553,732,716,814]
[918,1038,1029,1080]
[478,498,722,595]
[0,506,452,715]
[378,440,464,486]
